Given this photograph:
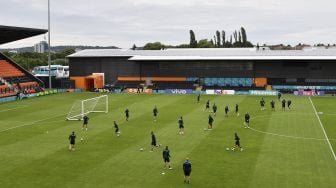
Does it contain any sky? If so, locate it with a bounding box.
[1,0,336,48]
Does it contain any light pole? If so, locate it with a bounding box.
[48,0,51,89]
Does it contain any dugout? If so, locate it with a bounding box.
[70,74,104,90]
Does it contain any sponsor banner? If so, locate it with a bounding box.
[155,90,166,94]
[215,90,222,95]
[235,91,250,95]
[165,89,193,94]
[126,88,139,93]
[127,88,153,94]
[0,96,17,103]
[206,90,215,95]
[222,90,235,95]
[294,90,315,96]
[273,85,336,90]
[294,90,325,96]
[317,91,326,96]
[36,89,58,96]
[249,90,278,96]
[143,89,153,94]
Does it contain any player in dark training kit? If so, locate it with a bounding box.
[125,108,129,121]
[178,116,184,135]
[183,158,192,184]
[197,94,200,103]
[205,100,210,112]
[208,115,214,130]
[225,106,229,117]
[232,132,243,151]
[260,98,265,111]
[153,106,158,121]
[150,131,160,151]
[163,146,172,169]
[68,131,76,151]
[235,104,239,116]
[270,100,275,111]
[212,103,217,116]
[278,92,282,101]
[244,112,250,128]
[82,115,89,131]
[287,99,292,109]
[114,121,120,136]
[282,99,286,111]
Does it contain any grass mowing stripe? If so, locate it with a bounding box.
[308,97,336,161]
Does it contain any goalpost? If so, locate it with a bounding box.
[66,95,108,121]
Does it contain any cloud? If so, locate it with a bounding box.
[1,0,336,48]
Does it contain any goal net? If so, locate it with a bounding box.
[66,95,108,120]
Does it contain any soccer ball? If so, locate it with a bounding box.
[226,148,230,151]
[139,148,144,151]
[80,138,84,141]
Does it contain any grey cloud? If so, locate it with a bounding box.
[1,0,336,48]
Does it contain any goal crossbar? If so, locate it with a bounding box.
[66,95,108,121]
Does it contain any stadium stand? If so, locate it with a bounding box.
[0,55,43,98]
[0,59,25,77]
[0,25,47,98]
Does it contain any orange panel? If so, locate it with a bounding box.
[254,78,267,87]
[149,77,186,81]
[118,76,142,81]
[118,76,187,82]
[70,76,88,89]
[93,76,104,88]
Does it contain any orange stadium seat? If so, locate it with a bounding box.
[0,60,25,77]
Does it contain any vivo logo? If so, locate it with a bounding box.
[165,89,192,94]
[171,89,187,94]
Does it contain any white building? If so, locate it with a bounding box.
[33,41,48,53]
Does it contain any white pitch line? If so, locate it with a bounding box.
[309,97,336,161]
[248,126,335,141]
[0,105,28,113]
[0,114,66,133]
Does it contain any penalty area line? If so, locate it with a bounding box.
[0,105,28,113]
[0,114,66,133]
[309,97,336,161]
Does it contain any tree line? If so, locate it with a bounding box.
[2,48,75,71]
[141,27,253,50]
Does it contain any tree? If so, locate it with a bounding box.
[143,42,164,50]
[189,30,197,48]
[238,31,242,43]
[233,31,238,43]
[131,44,137,50]
[241,27,247,44]
[198,39,215,48]
[221,30,226,47]
[216,30,221,47]
[213,35,217,47]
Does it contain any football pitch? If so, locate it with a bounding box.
[0,92,336,188]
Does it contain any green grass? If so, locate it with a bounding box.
[0,92,336,188]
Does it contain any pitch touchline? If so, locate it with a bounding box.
[309,97,336,161]
[0,114,66,133]
[247,126,336,141]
